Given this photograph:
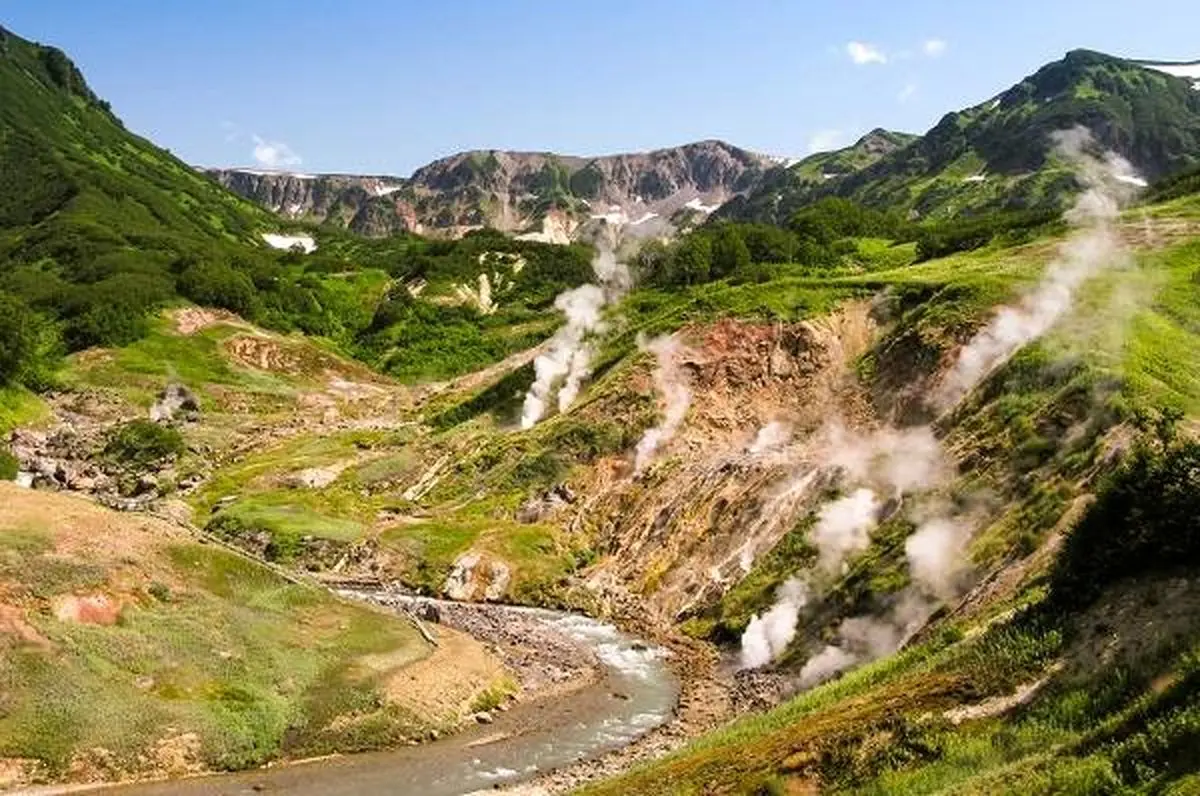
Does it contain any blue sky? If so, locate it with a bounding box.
[3,1,1197,174]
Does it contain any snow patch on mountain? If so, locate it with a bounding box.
[683,197,721,214]
[262,233,317,253]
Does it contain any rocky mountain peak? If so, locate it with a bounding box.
[209,139,780,240]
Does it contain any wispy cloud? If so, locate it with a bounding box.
[846,41,887,66]
[807,129,848,154]
[898,82,917,103]
[251,135,302,169]
[922,38,948,58]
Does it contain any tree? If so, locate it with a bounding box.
[177,260,259,317]
[669,235,713,286]
[632,240,672,286]
[710,224,751,278]
[0,292,60,389]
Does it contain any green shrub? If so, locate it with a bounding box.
[177,260,259,317]
[0,447,18,480]
[1050,439,1200,609]
[0,292,60,389]
[104,419,186,468]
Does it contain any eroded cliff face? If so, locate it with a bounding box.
[566,303,881,622]
[206,140,781,239]
[208,170,415,236]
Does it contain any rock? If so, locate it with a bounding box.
[474,711,494,725]
[135,474,159,496]
[415,602,441,623]
[286,466,343,489]
[516,483,577,524]
[70,475,96,492]
[150,383,200,423]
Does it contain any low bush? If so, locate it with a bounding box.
[1050,439,1200,609]
[103,419,186,468]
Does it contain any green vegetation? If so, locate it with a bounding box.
[0,495,435,779]
[0,447,17,479]
[1050,437,1199,610]
[640,199,914,289]
[724,50,1200,226]
[104,419,186,468]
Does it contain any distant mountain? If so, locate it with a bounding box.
[207,140,781,240]
[721,50,1200,225]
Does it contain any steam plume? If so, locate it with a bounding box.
[799,590,936,686]
[812,488,881,573]
[738,422,949,668]
[904,516,969,600]
[740,578,809,669]
[935,127,1141,409]
[520,243,631,429]
[634,334,693,473]
[748,421,792,455]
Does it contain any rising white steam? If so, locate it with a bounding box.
[741,128,1145,676]
[826,424,949,496]
[740,578,809,669]
[633,334,693,473]
[812,488,881,573]
[905,516,970,600]
[520,244,631,429]
[748,421,792,455]
[799,590,937,686]
[520,284,607,429]
[935,127,1141,409]
[738,422,949,668]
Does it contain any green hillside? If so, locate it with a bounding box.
[0,26,595,406]
[4,21,1200,796]
[722,50,1200,225]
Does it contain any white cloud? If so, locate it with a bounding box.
[898,82,917,103]
[252,135,302,169]
[807,129,848,154]
[923,38,948,57]
[846,41,887,65]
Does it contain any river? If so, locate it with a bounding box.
[100,594,679,796]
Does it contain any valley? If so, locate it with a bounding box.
[3,19,1200,796]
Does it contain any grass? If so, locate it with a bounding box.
[382,516,573,602]
[0,496,436,780]
[65,316,295,407]
[192,428,403,516]
[0,384,49,435]
[584,598,1200,795]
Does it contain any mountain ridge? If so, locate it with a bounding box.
[722,48,1200,225]
[207,138,780,240]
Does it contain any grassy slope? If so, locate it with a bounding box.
[579,198,1200,794]
[726,51,1200,226]
[0,484,439,783]
[11,187,1196,791]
